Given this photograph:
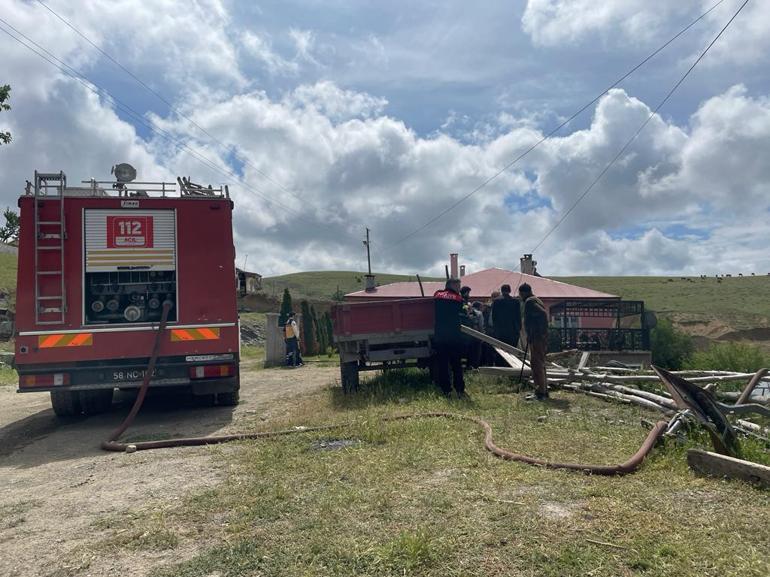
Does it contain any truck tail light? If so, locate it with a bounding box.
[21,373,70,388]
[189,364,234,379]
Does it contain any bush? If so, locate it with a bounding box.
[685,341,768,373]
[650,319,694,370]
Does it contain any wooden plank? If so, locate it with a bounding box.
[461,325,525,357]
[495,348,527,371]
[687,449,770,488]
[578,351,591,370]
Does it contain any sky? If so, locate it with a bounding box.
[1,0,769,278]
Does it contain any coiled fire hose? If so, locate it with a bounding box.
[102,302,669,475]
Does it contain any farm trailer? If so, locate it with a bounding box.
[14,168,241,416]
[332,297,436,392]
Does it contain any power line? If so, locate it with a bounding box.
[33,0,306,205]
[389,0,727,249]
[530,0,751,254]
[0,17,311,223]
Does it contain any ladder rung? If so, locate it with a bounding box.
[37,296,63,301]
[36,320,65,325]
[39,233,62,240]
[39,307,63,313]
[37,271,63,276]
[38,221,63,225]
[37,246,63,251]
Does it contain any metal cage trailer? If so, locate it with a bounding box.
[332,298,435,392]
[14,168,241,416]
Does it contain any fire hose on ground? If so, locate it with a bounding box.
[102,301,669,476]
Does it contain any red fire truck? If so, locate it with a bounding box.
[14,166,241,416]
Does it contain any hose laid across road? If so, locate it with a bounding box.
[101,302,669,476]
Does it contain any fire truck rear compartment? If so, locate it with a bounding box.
[14,169,241,416]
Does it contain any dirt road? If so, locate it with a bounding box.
[0,364,339,577]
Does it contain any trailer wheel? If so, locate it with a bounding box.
[216,390,240,406]
[341,362,359,394]
[50,390,82,417]
[79,389,114,415]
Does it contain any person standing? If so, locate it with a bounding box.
[490,284,522,366]
[433,278,465,397]
[284,312,303,367]
[519,283,549,400]
[467,301,485,368]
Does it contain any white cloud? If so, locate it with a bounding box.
[287,81,388,120]
[521,0,692,47]
[240,31,299,76]
[1,0,769,279]
[521,0,770,69]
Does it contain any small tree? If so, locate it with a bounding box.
[278,288,293,326]
[650,319,694,370]
[300,300,315,355]
[0,208,20,243]
[324,311,335,355]
[331,285,345,302]
[0,85,11,146]
[312,305,326,354]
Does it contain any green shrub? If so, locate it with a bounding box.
[684,341,768,373]
[650,319,694,369]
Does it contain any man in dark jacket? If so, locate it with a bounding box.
[491,284,521,346]
[519,283,549,400]
[433,278,465,397]
[490,284,521,366]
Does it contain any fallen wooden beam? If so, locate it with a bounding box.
[687,449,770,488]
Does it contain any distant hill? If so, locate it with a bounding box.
[0,249,767,342]
[260,271,443,303]
[0,252,17,293]
[558,276,770,334]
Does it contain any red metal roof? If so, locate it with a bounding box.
[346,268,617,301]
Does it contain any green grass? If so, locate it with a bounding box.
[0,364,17,386]
[260,271,443,302]
[73,370,770,577]
[0,252,17,293]
[559,276,770,330]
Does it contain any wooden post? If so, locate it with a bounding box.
[264,313,285,367]
[687,449,770,488]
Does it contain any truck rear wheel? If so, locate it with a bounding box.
[341,362,359,394]
[50,390,82,417]
[79,389,114,415]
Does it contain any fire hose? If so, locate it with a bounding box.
[102,302,669,475]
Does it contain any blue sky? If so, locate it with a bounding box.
[1,0,769,276]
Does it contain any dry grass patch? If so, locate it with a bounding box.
[59,370,769,577]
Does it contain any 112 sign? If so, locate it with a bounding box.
[107,216,154,248]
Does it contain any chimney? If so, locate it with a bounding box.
[450,253,459,279]
[520,254,537,275]
[460,265,466,277]
[365,273,376,292]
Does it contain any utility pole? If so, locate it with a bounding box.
[243,254,249,271]
[363,228,372,275]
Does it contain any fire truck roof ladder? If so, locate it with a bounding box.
[33,171,67,325]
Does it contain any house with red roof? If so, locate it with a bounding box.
[346,255,651,359]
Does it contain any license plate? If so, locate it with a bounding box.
[112,369,156,382]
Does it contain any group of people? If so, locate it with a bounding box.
[433,278,549,401]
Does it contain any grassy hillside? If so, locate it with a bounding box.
[261,271,443,302]
[0,252,17,293]
[558,276,770,331]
